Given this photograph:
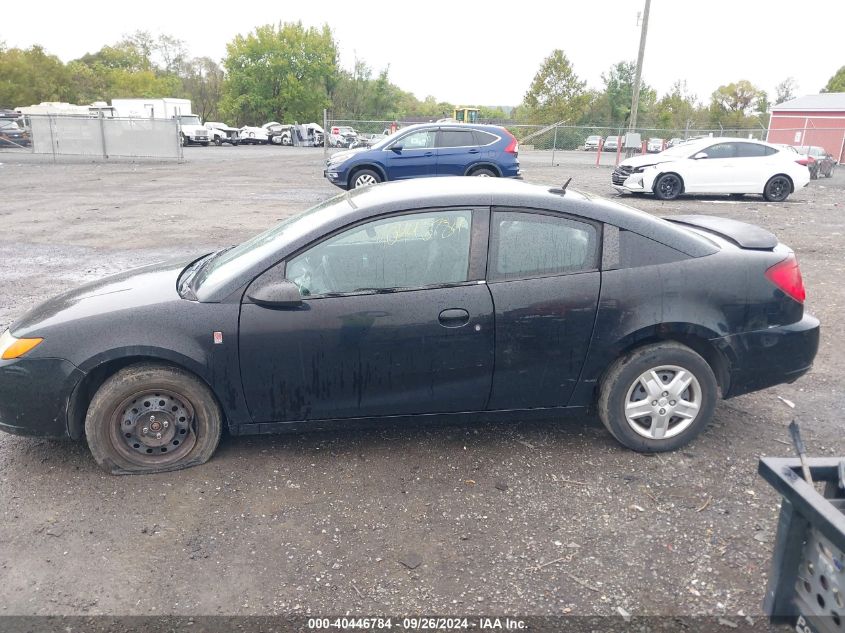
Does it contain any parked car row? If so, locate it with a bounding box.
[611,137,814,202]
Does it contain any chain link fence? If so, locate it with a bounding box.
[325,115,845,163]
[0,114,183,160]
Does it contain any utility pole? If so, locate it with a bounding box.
[629,0,651,131]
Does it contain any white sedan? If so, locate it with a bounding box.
[611,137,810,202]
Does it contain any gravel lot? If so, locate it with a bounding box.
[0,146,842,619]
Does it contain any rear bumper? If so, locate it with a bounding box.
[716,314,820,398]
[0,358,83,438]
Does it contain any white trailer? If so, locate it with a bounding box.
[111,98,209,146]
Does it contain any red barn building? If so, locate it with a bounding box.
[767,93,845,162]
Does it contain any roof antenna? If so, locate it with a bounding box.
[561,177,572,191]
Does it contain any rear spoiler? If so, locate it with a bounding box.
[665,215,778,250]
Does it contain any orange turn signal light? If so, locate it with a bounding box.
[1,337,43,360]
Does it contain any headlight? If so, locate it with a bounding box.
[633,165,655,173]
[0,330,43,360]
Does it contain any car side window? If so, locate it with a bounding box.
[736,143,769,158]
[473,130,498,145]
[489,211,598,281]
[701,143,736,159]
[395,130,435,149]
[437,129,476,148]
[286,210,472,297]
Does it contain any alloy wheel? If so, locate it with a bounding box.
[623,365,702,440]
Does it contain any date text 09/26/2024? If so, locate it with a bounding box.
[307,617,527,630]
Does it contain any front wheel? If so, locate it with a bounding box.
[763,175,792,202]
[85,364,222,475]
[598,342,718,452]
[653,173,682,200]
[471,167,496,177]
[351,169,382,189]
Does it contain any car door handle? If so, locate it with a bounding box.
[438,308,470,328]
[424,151,433,157]
[468,149,480,154]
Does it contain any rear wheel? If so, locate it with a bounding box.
[763,175,792,202]
[471,167,496,177]
[214,137,223,146]
[598,342,718,452]
[85,364,222,475]
[351,169,382,189]
[653,173,682,200]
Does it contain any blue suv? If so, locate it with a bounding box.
[323,123,522,189]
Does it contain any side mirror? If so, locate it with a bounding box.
[693,152,708,160]
[390,143,403,153]
[246,279,303,309]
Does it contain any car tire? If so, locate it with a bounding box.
[351,169,382,189]
[84,363,222,475]
[181,133,188,147]
[763,175,792,202]
[214,137,222,146]
[271,135,282,145]
[281,135,292,146]
[471,167,497,177]
[598,342,718,453]
[653,173,683,200]
[809,165,819,180]
[201,142,209,147]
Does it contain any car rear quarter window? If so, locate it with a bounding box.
[489,211,598,281]
[473,130,499,146]
[286,209,472,296]
[437,129,476,148]
[605,228,689,270]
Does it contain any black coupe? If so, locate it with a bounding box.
[0,179,819,473]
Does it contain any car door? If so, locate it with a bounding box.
[382,129,437,180]
[435,128,479,176]
[682,142,738,192]
[732,142,779,191]
[238,208,494,423]
[485,208,601,410]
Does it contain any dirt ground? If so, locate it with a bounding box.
[0,146,842,620]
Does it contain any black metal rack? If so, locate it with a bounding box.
[759,457,845,632]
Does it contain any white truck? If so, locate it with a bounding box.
[111,98,209,146]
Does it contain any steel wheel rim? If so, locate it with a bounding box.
[354,174,377,188]
[624,365,702,440]
[659,176,679,197]
[769,177,788,200]
[108,388,197,466]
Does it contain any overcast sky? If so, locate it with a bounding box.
[6,0,844,106]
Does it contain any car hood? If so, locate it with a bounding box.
[619,153,683,168]
[327,147,369,164]
[10,258,195,338]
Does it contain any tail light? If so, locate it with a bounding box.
[795,156,815,167]
[765,254,805,303]
[504,131,518,154]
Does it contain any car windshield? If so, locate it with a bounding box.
[179,115,201,126]
[192,193,352,295]
[658,141,709,157]
[0,120,20,130]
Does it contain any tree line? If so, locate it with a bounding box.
[1,24,843,130]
